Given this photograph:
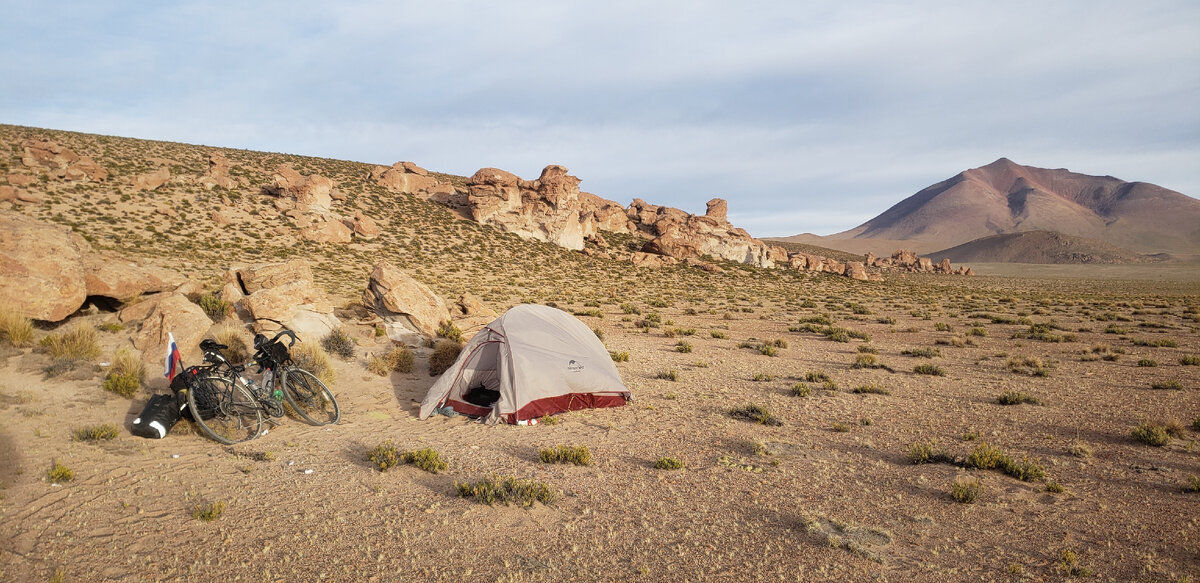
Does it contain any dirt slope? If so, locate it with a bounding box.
[927,230,1169,265]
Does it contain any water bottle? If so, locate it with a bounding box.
[242,376,259,394]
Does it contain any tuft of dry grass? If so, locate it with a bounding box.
[950,475,983,503]
[191,500,226,521]
[291,342,335,385]
[103,347,145,398]
[72,423,120,441]
[367,344,414,376]
[538,444,593,466]
[0,305,34,347]
[40,324,101,362]
[456,475,559,507]
[212,324,251,364]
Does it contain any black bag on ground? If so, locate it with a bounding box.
[170,365,217,421]
[131,394,183,439]
[464,385,501,407]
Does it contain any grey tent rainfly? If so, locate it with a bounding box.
[419,304,631,424]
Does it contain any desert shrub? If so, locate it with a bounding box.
[103,347,145,398]
[1131,422,1170,446]
[72,423,119,441]
[675,340,693,353]
[967,326,987,337]
[592,327,604,341]
[656,369,679,381]
[805,371,830,383]
[662,328,678,339]
[709,330,728,339]
[538,445,592,466]
[403,447,448,473]
[620,303,641,315]
[1194,417,1200,432]
[901,347,941,358]
[1104,324,1128,334]
[966,443,1009,470]
[1150,380,1183,391]
[197,293,232,322]
[47,459,74,483]
[212,324,251,364]
[950,476,983,504]
[832,422,850,432]
[456,475,559,507]
[367,345,414,376]
[752,372,773,382]
[1131,337,1178,348]
[1067,441,1094,458]
[1184,475,1200,493]
[436,320,465,343]
[428,339,463,377]
[677,328,696,336]
[291,342,336,385]
[852,383,890,395]
[191,500,226,521]
[320,328,356,360]
[857,345,878,354]
[934,322,952,332]
[1057,550,1094,578]
[1002,457,1046,482]
[0,305,34,347]
[728,404,782,426]
[997,391,1040,406]
[367,440,403,471]
[757,343,778,356]
[1045,481,1065,493]
[573,308,603,319]
[913,364,946,376]
[851,354,880,369]
[609,351,630,362]
[1180,355,1200,366]
[789,383,811,397]
[908,440,950,465]
[40,324,101,362]
[654,456,685,470]
[1137,358,1158,367]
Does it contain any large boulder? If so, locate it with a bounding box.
[131,167,171,191]
[0,213,90,321]
[369,161,444,197]
[462,165,594,250]
[268,164,334,212]
[130,293,213,364]
[632,198,785,268]
[301,215,353,243]
[83,255,187,300]
[226,260,340,336]
[20,139,107,182]
[362,262,450,341]
[198,152,236,190]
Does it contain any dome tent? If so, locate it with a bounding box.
[418,304,631,423]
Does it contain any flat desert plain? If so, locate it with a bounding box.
[1,268,1198,583]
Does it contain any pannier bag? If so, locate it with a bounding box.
[131,393,183,439]
[170,365,218,421]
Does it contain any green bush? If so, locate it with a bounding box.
[656,369,679,381]
[907,440,950,465]
[966,443,1008,470]
[913,364,946,376]
[197,294,232,322]
[72,424,119,441]
[403,447,448,474]
[1150,380,1183,390]
[789,383,811,397]
[1131,422,1170,446]
[654,456,685,470]
[950,476,983,503]
[456,475,559,507]
[47,460,74,483]
[436,320,465,343]
[367,440,402,471]
[538,445,593,466]
[675,340,693,353]
[852,383,889,395]
[609,351,630,362]
[997,391,1040,406]
[192,500,226,521]
[1180,355,1200,366]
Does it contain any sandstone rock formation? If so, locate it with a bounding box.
[866,250,971,275]
[362,262,450,342]
[83,255,187,301]
[634,198,788,268]
[300,215,353,244]
[131,167,171,191]
[453,293,498,336]
[20,139,107,182]
[267,164,334,213]
[222,260,340,337]
[128,293,213,363]
[369,161,445,197]
[0,213,90,321]
[348,210,381,240]
[198,152,236,190]
[465,165,595,250]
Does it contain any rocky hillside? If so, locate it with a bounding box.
[796,158,1200,257]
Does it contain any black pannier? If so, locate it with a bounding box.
[131,394,183,439]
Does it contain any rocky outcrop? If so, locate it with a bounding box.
[453,293,497,336]
[20,139,107,182]
[634,198,788,268]
[84,256,187,301]
[348,210,381,240]
[362,262,450,342]
[300,215,353,244]
[866,250,972,275]
[0,213,90,321]
[369,161,446,198]
[223,260,340,337]
[198,152,236,190]
[131,167,170,191]
[464,165,596,250]
[267,164,334,213]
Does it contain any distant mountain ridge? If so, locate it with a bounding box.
[799,158,1200,258]
[928,231,1170,265]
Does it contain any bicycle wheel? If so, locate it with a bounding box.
[186,375,263,444]
[280,367,340,425]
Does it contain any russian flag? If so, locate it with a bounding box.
[164,332,183,381]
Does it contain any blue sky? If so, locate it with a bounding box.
[3,1,1197,236]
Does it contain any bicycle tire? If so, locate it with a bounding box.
[280,367,340,425]
[187,375,263,444]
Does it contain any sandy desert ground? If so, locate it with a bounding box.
[1,269,1199,583]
